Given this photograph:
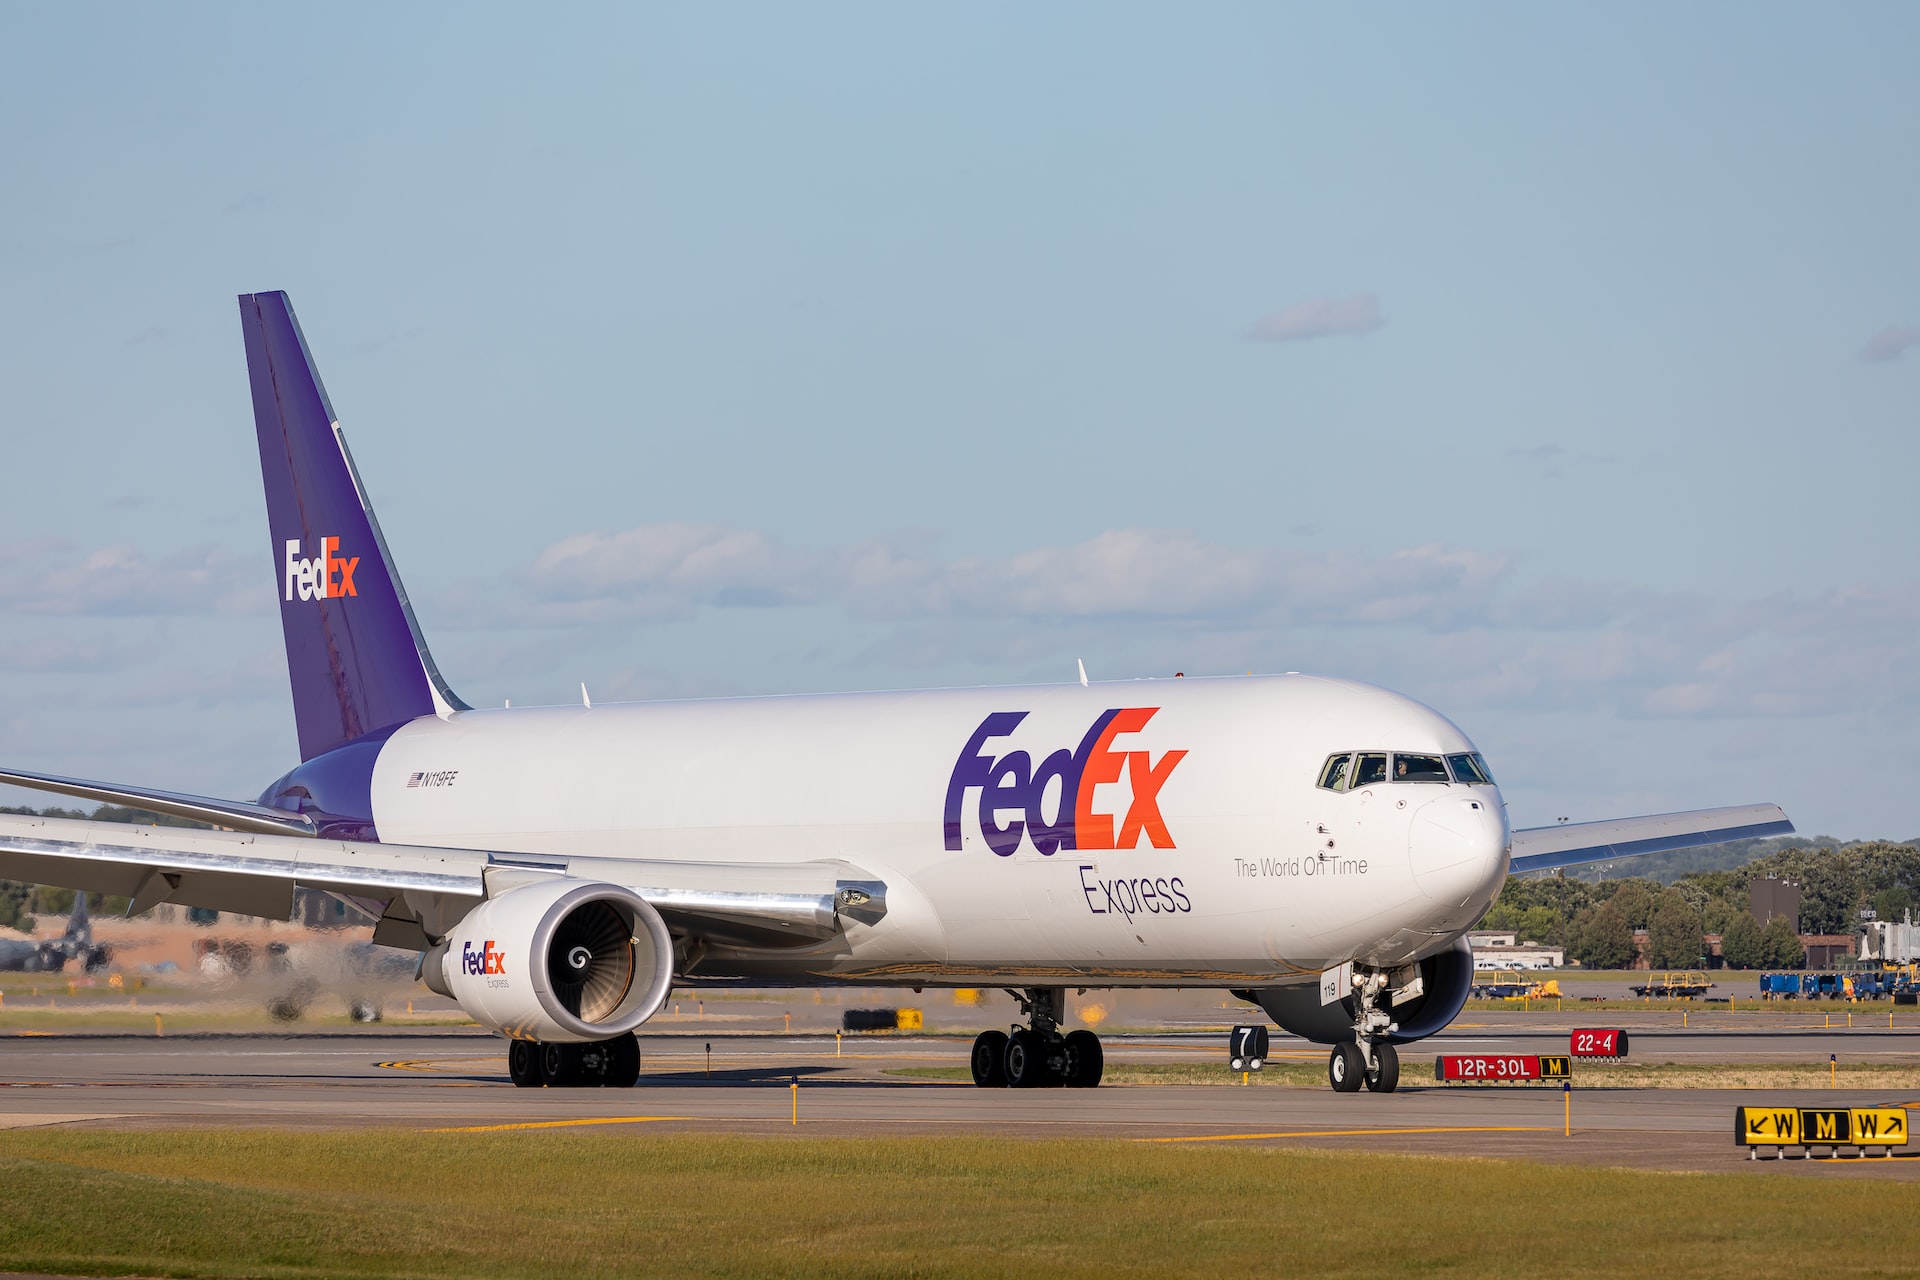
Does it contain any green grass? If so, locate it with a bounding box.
[3,1130,1920,1278]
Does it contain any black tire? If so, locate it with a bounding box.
[1004,1029,1048,1088]
[970,1030,1010,1087]
[1328,1043,1364,1092]
[541,1041,584,1088]
[508,1039,544,1088]
[1064,1029,1103,1088]
[1365,1042,1400,1093]
[603,1033,641,1088]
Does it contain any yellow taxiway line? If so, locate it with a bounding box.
[424,1116,692,1133]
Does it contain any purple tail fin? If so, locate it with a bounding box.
[239,292,466,761]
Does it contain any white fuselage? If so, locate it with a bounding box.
[365,674,1510,987]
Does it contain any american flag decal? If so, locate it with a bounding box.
[407,771,423,788]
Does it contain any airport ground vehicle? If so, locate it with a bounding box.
[0,293,1794,1092]
[1470,971,1563,1000]
[1629,972,1714,999]
[1759,968,1920,1000]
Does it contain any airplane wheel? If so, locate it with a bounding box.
[1064,1029,1104,1088]
[604,1033,641,1088]
[1365,1042,1400,1093]
[540,1041,585,1088]
[1004,1029,1048,1088]
[508,1039,544,1088]
[971,1030,1010,1087]
[1329,1043,1364,1092]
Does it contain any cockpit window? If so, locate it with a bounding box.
[1447,752,1495,785]
[1317,754,1352,791]
[1352,753,1389,787]
[1393,754,1449,783]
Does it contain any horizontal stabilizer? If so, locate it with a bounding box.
[0,766,316,836]
[1507,803,1794,874]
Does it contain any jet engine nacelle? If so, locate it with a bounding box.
[428,880,674,1043]
[1245,936,1475,1045]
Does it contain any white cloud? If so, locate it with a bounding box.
[1860,325,1920,363]
[436,521,1920,730]
[485,524,1512,631]
[1245,293,1384,343]
[0,635,147,674]
[0,541,262,617]
[525,523,815,620]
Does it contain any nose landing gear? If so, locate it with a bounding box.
[1367,1042,1400,1092]
[1327,969,1402,1093]
[968,987,1104,1089]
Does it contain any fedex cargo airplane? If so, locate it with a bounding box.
[0,293,1792,1092]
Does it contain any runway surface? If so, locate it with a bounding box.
[4,1020,1920,1177]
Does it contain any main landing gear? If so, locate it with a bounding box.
[1328,969,1400,1093]
[507,1032,641,1088]
[969,987,1104,1089]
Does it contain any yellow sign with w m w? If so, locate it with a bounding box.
[1734,1106,1909,1147]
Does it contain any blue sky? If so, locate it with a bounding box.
[1,5,1915,838]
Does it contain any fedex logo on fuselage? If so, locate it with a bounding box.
[944,708,1187,857]
[282,537,360,602]
[461,940,506,977]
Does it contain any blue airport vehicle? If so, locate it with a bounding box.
[1756,969,1920,1001]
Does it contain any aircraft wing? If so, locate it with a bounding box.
[0,765,318,835]
[0,811,883,951]
[1507,803,1793,874]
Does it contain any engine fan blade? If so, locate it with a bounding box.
[548,899,636,1022]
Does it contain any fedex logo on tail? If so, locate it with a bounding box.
[945,708,1187,857]
[283,537,360,601]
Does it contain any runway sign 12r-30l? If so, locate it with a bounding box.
[1435,1054,1572,1082]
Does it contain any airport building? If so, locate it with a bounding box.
[1465,931,1565,970]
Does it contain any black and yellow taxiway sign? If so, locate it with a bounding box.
[1735,1106,1909,1147]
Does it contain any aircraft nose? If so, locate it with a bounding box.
[1409,795,1509,906]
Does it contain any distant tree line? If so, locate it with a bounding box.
[1482,839,1920,970]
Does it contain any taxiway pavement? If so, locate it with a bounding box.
[3,1025,1919,1177]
